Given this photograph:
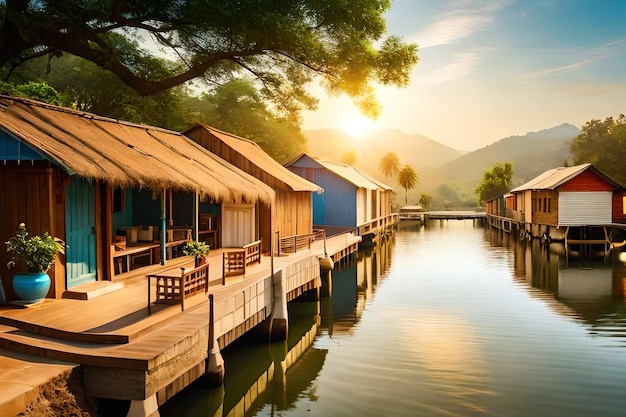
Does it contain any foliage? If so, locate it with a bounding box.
[570,115,626,185]
[0,80,69,106]
[6,223,65,273]
[475,162,513,205]
[418,193,432,211]
[379,152,400,179]
[0,0,418,118]
[398,165,419,204]
[181,79,306,163]
[342,149,357,166]
[182,240,210,258]
[4,56,307,163]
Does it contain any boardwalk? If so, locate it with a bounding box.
[422,211,486,221]
[0,233,361,417]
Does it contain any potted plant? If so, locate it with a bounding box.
[182,240,210,267]
[5,223,65,302]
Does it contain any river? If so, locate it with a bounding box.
[161,219,626,417]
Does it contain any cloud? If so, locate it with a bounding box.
[415,0,513,48]
[418,52,480,84]
[524,37,626,80]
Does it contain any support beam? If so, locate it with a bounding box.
[270,270,288,341]
[127,395,159,417]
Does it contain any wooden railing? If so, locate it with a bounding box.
[222,239,262,280]
[147,263,209,313]
[278,233,316,255]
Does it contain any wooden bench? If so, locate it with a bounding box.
[147,263,209,313]
[222,239,262,280]
[279,233,316,255]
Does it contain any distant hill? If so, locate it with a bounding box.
[304,128,462,179]
[303,123,581,208]
[434,123,580,190]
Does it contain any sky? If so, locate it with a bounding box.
[301,0,626,151]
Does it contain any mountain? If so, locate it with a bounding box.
[433,123,580,190]
[303,123,581,208]
[304,128,463,180]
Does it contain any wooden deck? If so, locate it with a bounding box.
[0,233,361,416]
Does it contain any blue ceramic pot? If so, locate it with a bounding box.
[12,272,51,302]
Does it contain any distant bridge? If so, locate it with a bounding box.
[421,211,486,222]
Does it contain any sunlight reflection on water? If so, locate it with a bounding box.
[161,220,626,417]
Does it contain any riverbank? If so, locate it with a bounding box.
[0,348,97,416]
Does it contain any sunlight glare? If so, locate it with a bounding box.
[340,114,374,138]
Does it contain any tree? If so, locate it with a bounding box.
[379,152,400,179]
[570,115,626,185]
[182,78,306,163]
[475,162,513,205]
[418,193,432,211]
[398,165,419,205]
[0,0,419,118]
[3,56,308,162]
[342,150,357,166]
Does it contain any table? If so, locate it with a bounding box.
[112,243,158,274]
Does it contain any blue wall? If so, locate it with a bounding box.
[0,130,44,160]
[287,155,357,227]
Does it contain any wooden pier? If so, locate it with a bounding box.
[422,211,486,223]
[0,233,360,417]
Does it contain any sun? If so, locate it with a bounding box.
[340,114,374,138]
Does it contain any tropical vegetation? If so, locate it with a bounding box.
[0,1,418,117]
[379,152,401,179]
[398,165,419,205]
[475,162,513,205]
[182,240,211,259]
[570,115,626,186]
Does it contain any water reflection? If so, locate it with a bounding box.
[162,223,626,417]
[487,228,626,345]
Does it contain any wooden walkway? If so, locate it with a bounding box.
[0,233,360,416]
[422,211,486,221]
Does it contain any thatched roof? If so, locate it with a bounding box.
[0,95,274,204]
[183,124,323,193]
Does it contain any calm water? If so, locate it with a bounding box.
[161,220,626,417]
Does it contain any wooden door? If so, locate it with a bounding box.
[222,204,254,247]
[65,177,97,287]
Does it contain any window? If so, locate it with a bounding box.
[112,187,125,213]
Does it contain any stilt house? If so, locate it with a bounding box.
[0,96,273,300]
[284,153,394,233]
[183,124,323,253]
[508,163,625,227]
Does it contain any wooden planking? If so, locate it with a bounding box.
[0,232,360,375]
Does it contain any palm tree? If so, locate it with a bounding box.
[378,152,400,179]
[398,165,419,204]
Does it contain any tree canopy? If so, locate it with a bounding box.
[0,0,418,118]
[475,162,513,205]
[379,151,400,179]
[398,165,418,204]
[570,115,626,185]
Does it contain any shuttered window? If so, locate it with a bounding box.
[558,192,612,226]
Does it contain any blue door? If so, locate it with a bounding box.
[65,177,97,287]
[313,191,325,225]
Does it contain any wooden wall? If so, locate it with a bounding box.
[560,170,615,192]
[0,162,66,300]
[530,190,559,226]
[186,127,315,247]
